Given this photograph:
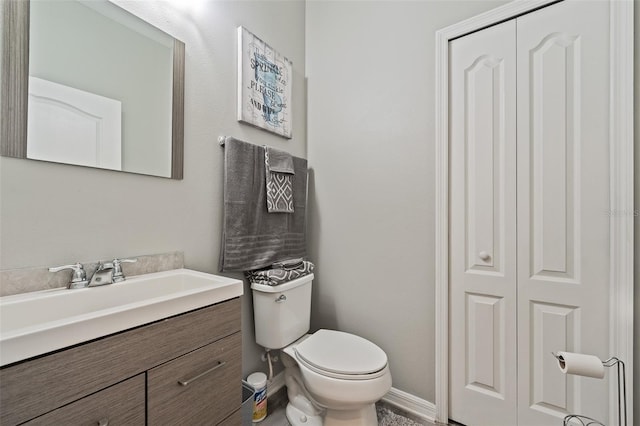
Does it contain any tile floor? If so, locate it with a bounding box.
[259,402,439,426]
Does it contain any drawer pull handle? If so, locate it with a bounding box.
[97,419,109,426]
[178,361,226,386]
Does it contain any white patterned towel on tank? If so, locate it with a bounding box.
[245,259,315,286]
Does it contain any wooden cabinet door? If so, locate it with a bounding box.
[148,332,242,425]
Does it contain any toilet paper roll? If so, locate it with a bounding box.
[556,351,605,379]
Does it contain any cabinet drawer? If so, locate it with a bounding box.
[24,374,145,426]
[148,332,242,425]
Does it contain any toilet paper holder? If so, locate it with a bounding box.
[551,352,627,426]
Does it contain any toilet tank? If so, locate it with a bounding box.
[251,274,314,350]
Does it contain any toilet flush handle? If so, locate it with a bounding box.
[275,294,287,303]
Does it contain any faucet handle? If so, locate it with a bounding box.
[112,258,137,282]
[48,263,89,289]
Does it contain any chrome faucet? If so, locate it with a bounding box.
[89,258,137,286]
[49,258,137,289]
[89,262,115,286]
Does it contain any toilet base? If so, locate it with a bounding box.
[324,404,378,426]
[286,402,323,426]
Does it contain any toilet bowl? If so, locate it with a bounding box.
[281,330,392,426]
[251,274,392,425]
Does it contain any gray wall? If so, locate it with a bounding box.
[0,0,306,379]
[305,0,508,402]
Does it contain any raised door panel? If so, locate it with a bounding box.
[449,18,517,426]
[465,293,506,397]
[516,1,610,424]
[464,56,506,275]
[529,33,580,282]
[529,302,580,414]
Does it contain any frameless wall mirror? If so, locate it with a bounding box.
[1,0,184,179]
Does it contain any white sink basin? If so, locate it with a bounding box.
[0,269,243,366]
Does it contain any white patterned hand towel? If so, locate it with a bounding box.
[245,260,315,286]
[264,146,295,213]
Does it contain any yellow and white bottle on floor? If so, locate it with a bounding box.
[247,372,267,422]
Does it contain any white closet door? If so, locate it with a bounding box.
[449,19,517,426]
[516,1,610,424]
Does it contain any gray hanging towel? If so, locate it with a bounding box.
[264,146,295,213]
[264,146,294,173]
[219,137,307,272]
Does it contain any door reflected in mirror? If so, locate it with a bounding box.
[0,0,184,179]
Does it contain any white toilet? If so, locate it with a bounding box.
[251,273,392,426]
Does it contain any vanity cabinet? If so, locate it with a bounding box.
[0,298,241,425]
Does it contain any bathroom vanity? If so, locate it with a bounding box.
[0,270,243,425]
[0,298,241,425]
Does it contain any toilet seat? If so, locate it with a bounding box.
[293,329,388,380]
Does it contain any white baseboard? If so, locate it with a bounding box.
[381,387,437,423]
[266,371,286,398]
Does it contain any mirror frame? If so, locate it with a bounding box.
[0,0,185,179]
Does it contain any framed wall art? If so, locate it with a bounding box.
[237,26,293,139]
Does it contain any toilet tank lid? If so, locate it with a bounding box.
[295,329,388,376]
[250,273,314,293]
